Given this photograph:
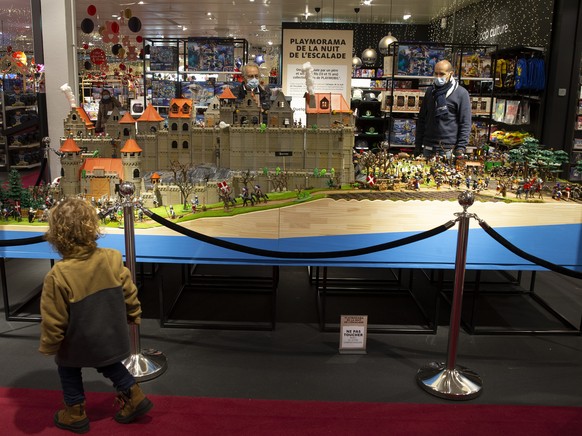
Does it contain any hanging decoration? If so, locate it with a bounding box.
[361,47,377,66]
[80,18,94,34]
[128,16,142,33]
[255,54,265,65]
[379,0,398,55]
[78,3,145,92]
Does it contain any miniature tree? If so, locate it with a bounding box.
[239,169,255,189]
[5,169,24,206]
[358,151,378,180]
[169,160,195,210]
[508,139,571,181]
[270,171,288,192]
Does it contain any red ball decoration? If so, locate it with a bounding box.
[82,43,89,50]
[136,35,143,43]
[111,21,120,34]
[87,5,97,16]
[120,63,126,71]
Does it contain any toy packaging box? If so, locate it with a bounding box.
[391,118,416,145]
[469,121,490,147]
[459,51,492,78]
[397,45,446,76]
[392,118,416,133]
[471,96,492,115]
[391,90,422,112]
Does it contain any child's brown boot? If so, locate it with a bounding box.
[54,401,90,434]
[114,383,153,424]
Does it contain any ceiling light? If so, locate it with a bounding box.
[360,0,372,6]
[267,41,273,45]
[207,12,212,16]
[403,14,411,20]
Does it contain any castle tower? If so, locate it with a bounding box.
[120,138,143,196]
[268,91,293,128]
[63,107,94,137]
[218,86,237,125]
[205,96,221,127]
[117,112,137,140]
[104,106,123,138]
[136,103,164,134]
[59,137,82,197]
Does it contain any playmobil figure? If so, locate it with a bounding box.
[415,60,471,160]
[190,195,199,213]
[240,186,255,207]
[39,198,152,433]
[95,89,121,133]
[253,184,269,203]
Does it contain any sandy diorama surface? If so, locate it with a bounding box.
[142,194,582,239]
[6,189,580,241]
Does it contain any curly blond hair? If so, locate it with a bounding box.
[45,198,102,259]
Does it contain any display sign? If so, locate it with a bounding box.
[339,315,368,354]
[187,38,235,72]
[275,151,292,157]
[282,29,352,125]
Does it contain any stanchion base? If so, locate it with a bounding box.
[416,361,482,400]
[123,349,168,382]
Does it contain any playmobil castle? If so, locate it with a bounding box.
[58,87,355,206]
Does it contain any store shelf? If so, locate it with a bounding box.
[11,162,41,170]
[9,142,41,150]
[4,105,37,111]
[1,71,42,171]
[2,120,39,136]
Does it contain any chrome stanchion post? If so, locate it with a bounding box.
[119,182,167,382]
[416,191,483,400]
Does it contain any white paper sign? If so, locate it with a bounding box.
[339,315,368,354]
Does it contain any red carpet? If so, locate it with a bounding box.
[1,387,581,435]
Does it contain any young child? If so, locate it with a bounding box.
[39,198,153,433]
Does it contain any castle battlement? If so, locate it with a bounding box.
[59,90,355,202]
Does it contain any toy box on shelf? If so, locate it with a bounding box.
[390,118,416,147]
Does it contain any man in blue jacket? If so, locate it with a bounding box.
[415,60,471,161]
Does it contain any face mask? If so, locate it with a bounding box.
[434,76,448,87]
[102,95,111,101]
[247,78,259,89]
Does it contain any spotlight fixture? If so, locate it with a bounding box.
[403,14,411,20]
[315,7,321,13]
